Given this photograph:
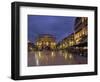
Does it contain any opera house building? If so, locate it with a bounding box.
[35,34,56,50]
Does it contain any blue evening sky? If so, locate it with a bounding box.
[28,15,76,43]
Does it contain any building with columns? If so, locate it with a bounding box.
[35,34,56,50]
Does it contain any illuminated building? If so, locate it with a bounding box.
[35,34,56,50]
[57,33,75,49]
[74,17,88,45]
[30,17,88,51]
[57,17,88,50]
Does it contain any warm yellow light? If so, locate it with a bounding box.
[51,42,56,46]
[69,54,73,59]
[36,42,39,45]
[38,51,42,58]
[64,53,68,60]
[63,44,65,47]
[46,42,49,46]
[39,42,42,45]
[60,45,62,48]
[51,51,55,57]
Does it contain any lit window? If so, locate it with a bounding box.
[46,42,49,45]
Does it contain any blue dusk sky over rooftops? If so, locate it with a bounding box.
[28,15,76,43]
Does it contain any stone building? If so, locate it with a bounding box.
[74,17,88,46]
[35,34,56,50]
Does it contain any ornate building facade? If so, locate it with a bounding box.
[74,17,88,45]
[35,34,56,50]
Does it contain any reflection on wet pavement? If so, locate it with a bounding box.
[28,50,87,66]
